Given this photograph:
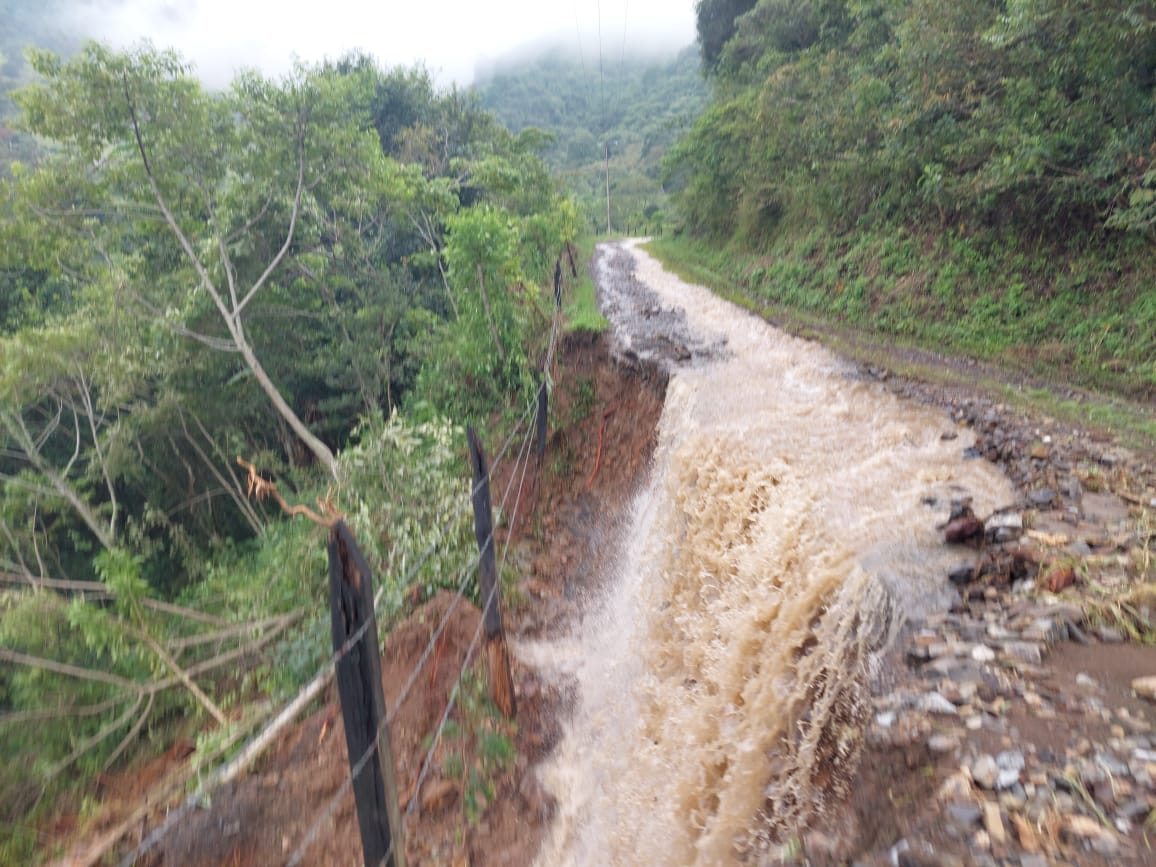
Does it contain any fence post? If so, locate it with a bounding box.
[466,426,517,719]
[553,258,562,312]
[328,520,406,867]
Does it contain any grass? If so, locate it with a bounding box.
[563,235,609,333]
[646,231,1156,456]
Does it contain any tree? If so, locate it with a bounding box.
[695,0,760,72]
[14,44,391,479]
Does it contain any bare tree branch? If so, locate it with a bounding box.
[134,628,227,726]
[0,648,142,691]
[234,118,306,318]
[122,71,233,329]
[0,696,129,725]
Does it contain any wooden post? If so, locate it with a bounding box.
[328,521,406,867]
[466,427,517,719]
[553,258,562,312]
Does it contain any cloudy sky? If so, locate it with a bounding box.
[68,0,697,86]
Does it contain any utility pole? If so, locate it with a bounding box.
[604,141,612,235]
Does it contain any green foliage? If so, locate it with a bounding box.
[475,47,709,234]
[1,39,572,854]
[668,0,1156,241]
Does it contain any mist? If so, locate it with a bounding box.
[20,0,696,87]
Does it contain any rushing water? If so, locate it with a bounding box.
[524,241,1014,865]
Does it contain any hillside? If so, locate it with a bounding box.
[655,0,1156,406]
[474,45,708,235]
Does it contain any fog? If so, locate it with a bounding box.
[50,0,696,86]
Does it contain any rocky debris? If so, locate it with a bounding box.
[864,581,1156,864]
[843,382,1156,865]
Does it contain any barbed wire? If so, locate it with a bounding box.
[285,407,540,866]
[121,278,563,867]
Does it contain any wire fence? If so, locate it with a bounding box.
[118,287,563,867]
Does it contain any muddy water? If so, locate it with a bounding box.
[524,241,1014,865]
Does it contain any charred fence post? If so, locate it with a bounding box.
[328,521,406,867]
[553,258,562,312]
[466,426,517,719]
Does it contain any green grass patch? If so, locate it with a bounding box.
[564,235,608,332]
[647,230,1156,455]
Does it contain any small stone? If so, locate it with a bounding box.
[966,715,984,731]
[1001,642,1043,666]
[1076,672,1100,690]
[1096,626,1125,644]
[876,711,897,728]
[929,733,960,754]
[1019,856,1048,867]
[918,692,958,715]
[1028,488,1056,507]
[1118,798,1152,821]
[1131,675,1156,702]
[995,751,1026,789]
[972,754,999,789]
[946,801,983,828]
[971,645,996,663]
[1064,814,1119,854]
[982,800,1006,845]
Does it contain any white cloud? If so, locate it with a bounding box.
[71,0,697,87]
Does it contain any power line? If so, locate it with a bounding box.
[596,0,606,135]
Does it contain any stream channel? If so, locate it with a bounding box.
[522,240,1015,865]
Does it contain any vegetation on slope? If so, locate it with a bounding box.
[661,0,1156,402]
[0,41,577,861]
[474,46,708,235]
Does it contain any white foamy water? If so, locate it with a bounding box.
[523,241,1013,865]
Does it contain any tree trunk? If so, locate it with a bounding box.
[477,264,507,364]
[235,337,339,480]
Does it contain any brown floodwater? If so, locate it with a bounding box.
[523,241,1014,865]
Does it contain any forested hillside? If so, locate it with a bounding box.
[659,0,1156,399]
[0,42,576,860]
[475,46,708,235]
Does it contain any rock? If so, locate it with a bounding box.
[946,515,985,545]
[1038,563,1076,593]
[972,754,1000,789]
[929,733,960,754]
[971,645,996,663]
[948,564,977,586]
[1094,625,1124,643]
[917,692,958,715]
[982,800,1006,845]
[1000,642,1043,666]
[1131,675,1156,702]
[1028,488,1056,507]
[1063,814,1119,854]
[946,801,983,829]
[986,512,1024,543]
[995,751,1025,789]
[1075,672,1100,690]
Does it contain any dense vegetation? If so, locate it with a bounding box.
[475,46,708,235]
[0,40,576,860]
[661,0,1156,398]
